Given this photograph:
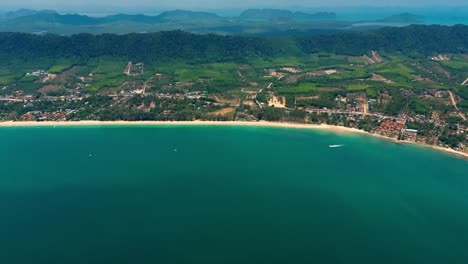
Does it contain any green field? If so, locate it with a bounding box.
[0,49,464,102]
[174,63,240,82]
[277,83,318,94]
[47,58,76,73]
[439,60,468,71]
[373,63,415,81]
[347,84,369,91]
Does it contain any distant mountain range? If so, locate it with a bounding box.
[377,12,424,23]
[0,9,427,35]
[239,9,336,21]
[0,9,223,24]
[0,8,56,20]
[0,8,336,23]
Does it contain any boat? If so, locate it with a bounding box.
[329,145,344,148]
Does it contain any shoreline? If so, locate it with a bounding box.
[1,120,467,159]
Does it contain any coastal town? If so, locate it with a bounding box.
[0,52,467,156]
[1,9,467,264]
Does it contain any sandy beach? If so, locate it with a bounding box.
[0,120,467,159]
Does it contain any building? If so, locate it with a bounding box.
[403,129,418,141]
[26,70,48,77]
[376,119,405,138]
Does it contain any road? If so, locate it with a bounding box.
[461,78,468,86]
[306,109,395,120]
[142,75,157,95]
[0,97,23,102]
[124,62,132,75]
[448,91,467,121]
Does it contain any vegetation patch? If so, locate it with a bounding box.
[277,83,318,94]
[347,84,369,91]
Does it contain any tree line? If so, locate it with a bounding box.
[296,24,468,56]
[0,25,466,63]
[0,30,273,63]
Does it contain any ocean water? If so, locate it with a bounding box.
[330,7,468,25]
[0,125,467,264]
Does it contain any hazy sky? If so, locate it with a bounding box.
[2,0,467,10]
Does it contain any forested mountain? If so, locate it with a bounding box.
[0,25,465,63]
[0,31,273,62]
[297,24,468,56]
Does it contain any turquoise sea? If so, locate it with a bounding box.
[1,125,467,264]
